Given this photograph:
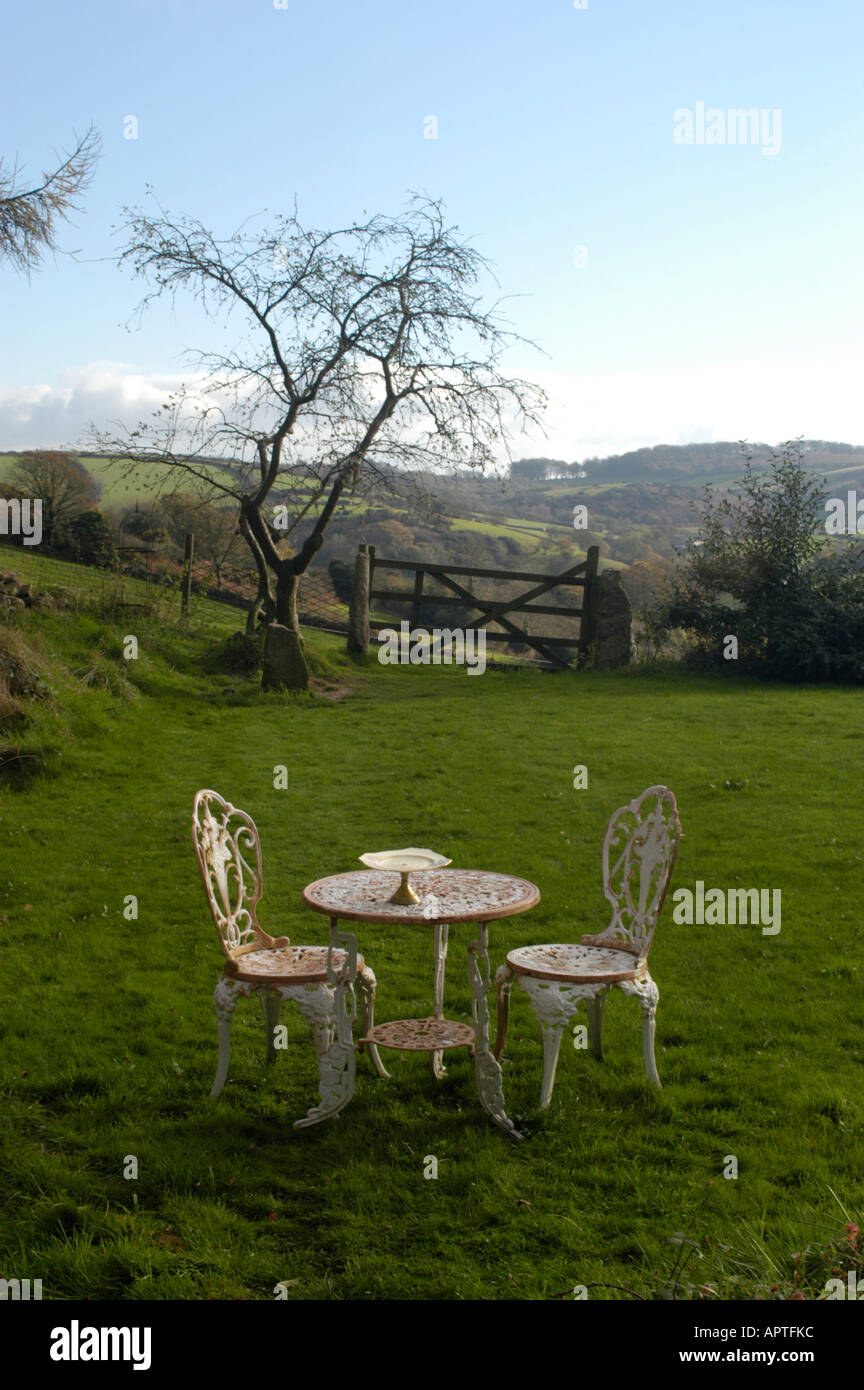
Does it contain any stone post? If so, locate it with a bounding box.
[262,623,308,691]
[594,571,632,669]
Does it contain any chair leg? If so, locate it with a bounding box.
[640,978,661,1087]
[587,988,608,1061]
[356,964,390,1079]
[261,988,281,1064]
[493,961,516,1061]
[620,973,661,1087]
[538,1019,566,1108]
[300,986,335,1060]
[519,979,570,1108]
[520,979,585,1109]
[211,976,242,1098]
[642,1008,660,1086]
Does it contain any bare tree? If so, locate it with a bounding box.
[0,126,100,273]
[90,194,546,688]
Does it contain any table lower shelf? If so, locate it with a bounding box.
[361,1017,475,1053]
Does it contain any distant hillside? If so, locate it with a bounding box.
[509,440,864,487]
[4,441,862,623]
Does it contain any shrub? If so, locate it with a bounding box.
[656,442,864,681]
[328,558,353,605]
[58,510,116,567]
[208,630,264,675]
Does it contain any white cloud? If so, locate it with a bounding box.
[2,352,863,465]
[506,349,864,462]
[0,363,191,452]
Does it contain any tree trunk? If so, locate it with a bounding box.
[262,622,308,691]
[246,589,275,635]
[241,483,336,690]
[240,512,276,636]
[261,563,309,691]
[276,564,302,633]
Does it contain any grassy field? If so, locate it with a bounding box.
[0,548,253,636]
[0,594,862,1301]
[0,455,235,506]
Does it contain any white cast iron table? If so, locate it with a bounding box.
[302,868,540,1139]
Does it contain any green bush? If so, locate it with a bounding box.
[328,558,353,605]
[657,443,864,681]
[209,629,264,674]
[58,510,116,568]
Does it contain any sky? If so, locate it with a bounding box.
[2,0,863,465]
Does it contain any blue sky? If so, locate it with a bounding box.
[2,0,863,461]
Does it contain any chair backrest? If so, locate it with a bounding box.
[588,785,681,958]
[192,789,269,959]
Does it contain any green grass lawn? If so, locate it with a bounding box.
[0,599,862,1301]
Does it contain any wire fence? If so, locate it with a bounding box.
[0,541,351,636]
[0,546,156,609]
[295,570,349,632]
[0,543,579,669]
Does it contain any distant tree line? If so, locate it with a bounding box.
[509,457,585,483]
[509,440,864,487]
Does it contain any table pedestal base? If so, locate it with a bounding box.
[301,872,539,1142]
[469,924,522,1141]
[360,920,523,1141]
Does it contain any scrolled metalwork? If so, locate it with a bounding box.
[192,789,269,956]
[591,785,681,955]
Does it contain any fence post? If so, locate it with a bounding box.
[347,545,370,656]
[410,567,425,630]
[579,545,600,665]
[181,532,194,619]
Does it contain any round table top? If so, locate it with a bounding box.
[302,867,540,925]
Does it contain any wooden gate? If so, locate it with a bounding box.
[367,545,600,669]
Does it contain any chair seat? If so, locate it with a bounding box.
[228,946,365,986]
[506,942,641,984]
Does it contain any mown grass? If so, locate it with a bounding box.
[0,598,862,1301]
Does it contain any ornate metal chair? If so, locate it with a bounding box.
[192,789,389,1129]
[494,785,681,1108]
